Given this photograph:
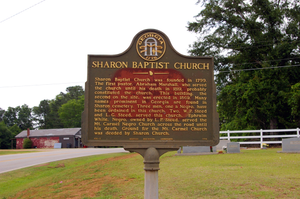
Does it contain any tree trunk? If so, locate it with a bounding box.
[270,118,278,135]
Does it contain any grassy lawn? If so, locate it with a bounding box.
[0,148,300,198]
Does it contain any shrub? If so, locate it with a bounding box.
[23,138,33,149]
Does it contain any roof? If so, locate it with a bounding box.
[15,128,81,138]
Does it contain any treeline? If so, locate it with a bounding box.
[188,0,300,130]
[0,85,84,149]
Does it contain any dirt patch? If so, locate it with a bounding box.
[101,152,138,162]
[33,163,65,168]
[48,163,65,168]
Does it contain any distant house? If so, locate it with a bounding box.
[15,128,82,149]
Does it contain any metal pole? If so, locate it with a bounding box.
[145,170,158,199]
[143,147,160,199]
[125,147,176,199]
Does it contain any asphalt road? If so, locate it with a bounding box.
[0,148,128,174]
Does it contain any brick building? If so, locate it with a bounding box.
[15,128,81,149]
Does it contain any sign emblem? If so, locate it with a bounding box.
[136,32,166,61]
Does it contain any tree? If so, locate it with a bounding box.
[3,105,33,130]
[8,124,21,137]
[18,104,33,130]
[0,121,12,149]
[0,108,4,122]
[58,95,84,128]
[40,85,85,129]
[65,86,84,101]
[2,85,84,130]
[286,83,300,127]
[32,100,51,129]
[9,124,21,149]
[3,107,18,127]
[188,0,300,130]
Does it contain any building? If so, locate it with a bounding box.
[15,128,82,149]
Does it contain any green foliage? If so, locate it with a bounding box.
[0,121,12,149]
[58,95,84,128]
[23,138,33,149]
[65,86,84,100]
[188,0,300,130]
[9,125,21,149]
[46,95,68,128]
[0,108,4,122]
[44,86,84,129]
[32,100,51,129]
[3,105,33,130]
[286,83,300,126]
[32,85,84,129]
[3,107,18,127]
[0,121,20,149]
[17,105,33,130]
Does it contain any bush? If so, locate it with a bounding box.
[23,138,33,149]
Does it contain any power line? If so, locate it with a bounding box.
[195,39,300,51]
[227,40,300,50]
[218,64,300,73]
[0,82,85,89]
[215,57,300,67]
[0,0,46,24]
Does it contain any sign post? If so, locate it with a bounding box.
[82,29,219,198]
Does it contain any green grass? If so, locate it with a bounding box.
[0,150,39,155]
[0,149,300,198]
[159,149,300,198]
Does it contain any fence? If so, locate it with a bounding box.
[220,128,300,148]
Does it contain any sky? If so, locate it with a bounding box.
[0,0,201,111]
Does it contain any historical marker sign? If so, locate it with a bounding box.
[82,29,219,149]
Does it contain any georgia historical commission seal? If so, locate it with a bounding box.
[136,32,166,61]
